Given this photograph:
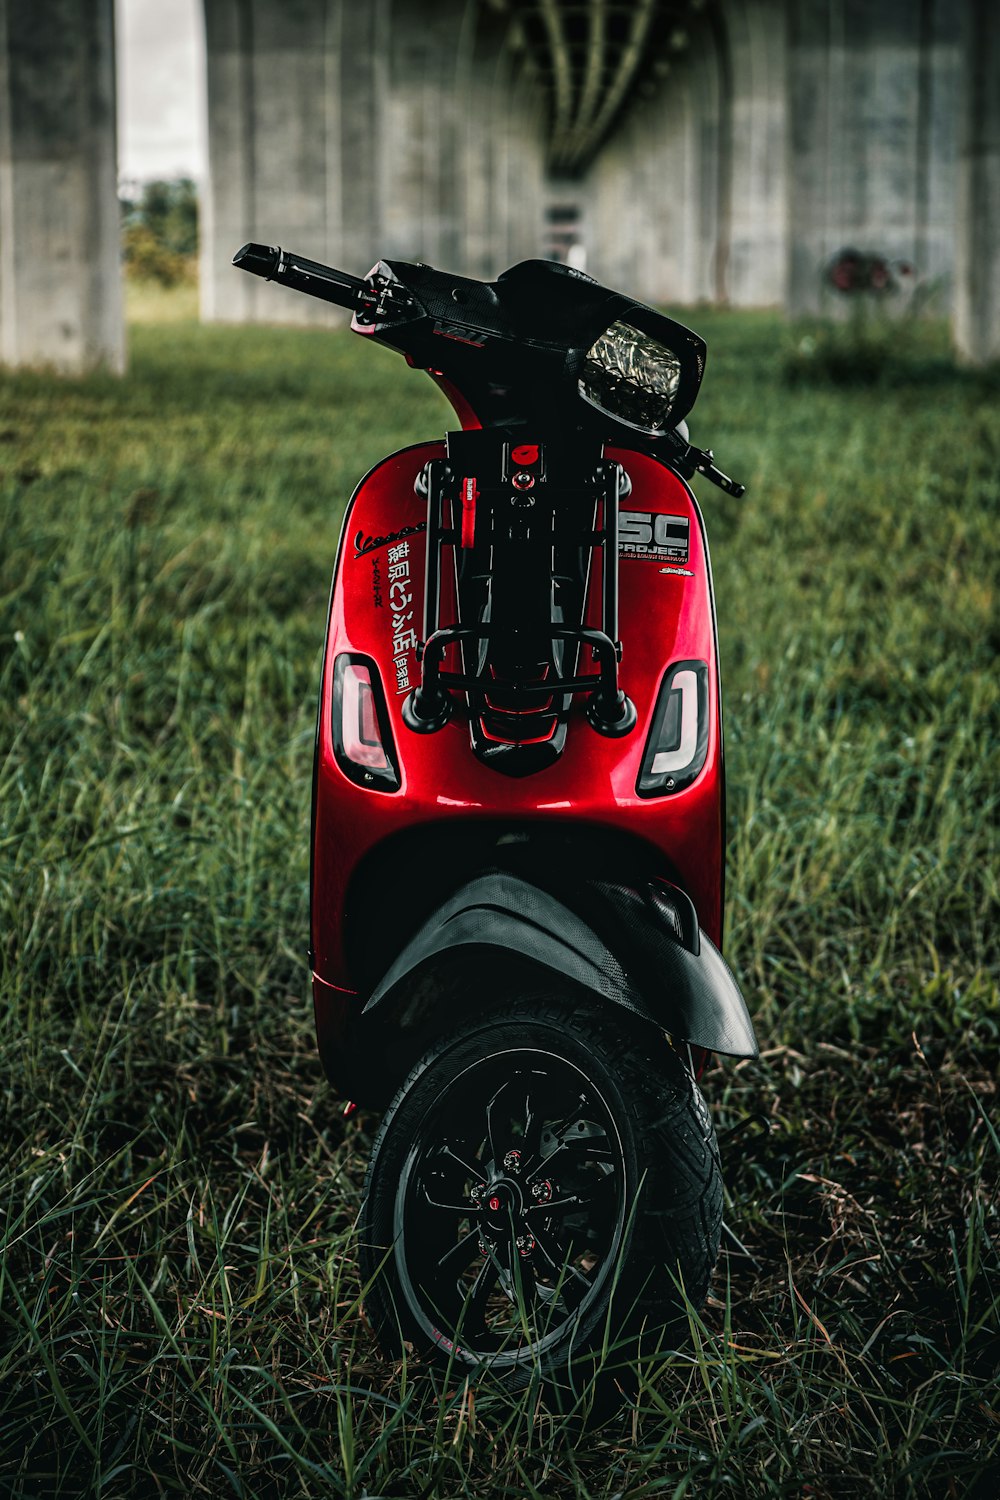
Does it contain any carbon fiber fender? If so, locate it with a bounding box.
[362,871,758,1058]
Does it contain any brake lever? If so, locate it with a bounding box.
[661,430,746,498]
[696,453,746,499]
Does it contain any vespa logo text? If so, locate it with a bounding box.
[354,521,426,559]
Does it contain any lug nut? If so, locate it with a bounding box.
[516,1234,536,1257]
[503,1149,522,1171]
[531,1179,553,1203]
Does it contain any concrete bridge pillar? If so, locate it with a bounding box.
[723,0,788,307]
[787,0,959,318]
[585,112,639,295]
[584,15,726,308]
[476,38,546,274]
[641,54,711,307]
[201,0,546,323]
[585,0,789,312]
[954,0,1000,365]
[0,0,124,373]
[201,0,348,325]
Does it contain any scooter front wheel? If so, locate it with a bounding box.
[356,995,722,1397]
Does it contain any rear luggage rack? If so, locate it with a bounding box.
[402,431,636,775]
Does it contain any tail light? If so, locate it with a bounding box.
[331,655,400,791]
[636,660,709,797]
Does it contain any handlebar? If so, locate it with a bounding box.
[233,242,366,311]
[232,243,748,499]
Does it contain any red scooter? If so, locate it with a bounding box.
[236,243,758,1392]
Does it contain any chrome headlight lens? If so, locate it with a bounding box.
[579,320,682,434]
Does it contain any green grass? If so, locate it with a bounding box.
[1,291,998,1497]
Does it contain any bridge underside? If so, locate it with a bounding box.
[506,0,694,173]
[0,0,997,371]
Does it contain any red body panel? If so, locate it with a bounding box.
[311,441,724,1009]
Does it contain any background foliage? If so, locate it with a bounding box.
[1,288,997,1496]
[120,178,199,287]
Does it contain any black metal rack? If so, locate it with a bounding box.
[402,432,636,771]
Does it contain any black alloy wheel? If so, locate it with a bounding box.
[357,997,723,1397]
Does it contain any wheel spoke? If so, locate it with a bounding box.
[513,1254,538,1310]
[435,1229,480,1275]
[522,1087,544,1162]
[529,1180,607,1218]
[484,1075,520,1165]
[420,1181,472,1213]
[436,1142,484,1181]
[500,1253,539,1329]
[462,1253,501,1333]
[531,1225,593,1308]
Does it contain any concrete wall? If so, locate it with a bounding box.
[201,0,352,325]
[584,1,784,310]
[0,0,124,372]
[954,0,1000,364]
[786,0,960,317]
[583,0,965,318]
[201,0,548,324]
[0,0,986,375]
[725,0,788,307]
[585,13,726,306]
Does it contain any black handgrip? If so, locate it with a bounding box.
[232,242,366,311]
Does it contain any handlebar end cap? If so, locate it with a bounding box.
[232,242,281,279]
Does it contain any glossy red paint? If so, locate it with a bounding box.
[311,440,724,1023]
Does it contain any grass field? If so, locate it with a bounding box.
[1,286,998,1497]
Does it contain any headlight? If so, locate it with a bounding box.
[579,320,682,434]
[636,660,709,797]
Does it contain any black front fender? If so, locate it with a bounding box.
[363,871,757,1059]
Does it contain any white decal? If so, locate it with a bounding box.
[385,543,414,691]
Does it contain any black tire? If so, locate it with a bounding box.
[356,995,722,1401]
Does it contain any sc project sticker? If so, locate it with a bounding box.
[618,510,690,564]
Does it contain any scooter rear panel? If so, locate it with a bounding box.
[311,440,725,1002]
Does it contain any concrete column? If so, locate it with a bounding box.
[382,0,464,266]
[585,115,638,293]
[629,98,669,301]
[0,0,124,373]
[916,3,961,295]
[202,0,546,320]
[954,0,1000,365]
[723,0,788,306]
[787,0,959,318]
[202,0,353,325]
[690,17,726,304]
[583,10,726,309]
[335,1,388,276]
[460,3,505,279]
[381,0,547,275]
[490,51,547,272]
[644,59,703,306]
